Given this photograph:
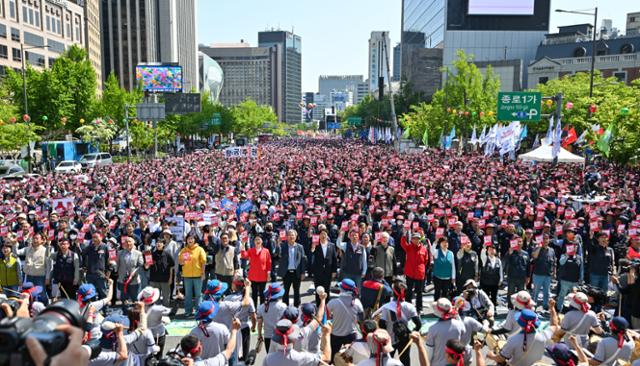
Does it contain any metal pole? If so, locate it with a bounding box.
[589,7,598,98]
[124,104,131,164]
[21,44,32,173]
[153,121,158,158]
[382,32,398,149]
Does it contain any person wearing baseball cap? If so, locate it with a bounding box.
[261,319,332,366]
[327,278,364,362]
[297,292,327,354]
[590,317,635,366]
[479,240,502,307]
[188,301,230,360]
[546,337,590,366]
[425,298,465,366]
[257,283,287,351]
[489,308,559,366]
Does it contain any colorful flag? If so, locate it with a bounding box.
[552,117,562,159]
[470,126,477,144]
[597,124,613,157]
[562,127,578,147]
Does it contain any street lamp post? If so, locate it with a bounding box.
[555,8,598,98]
[21,44,49,173]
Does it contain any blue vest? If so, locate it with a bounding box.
[342,244,364,276]
[433,249,453,279]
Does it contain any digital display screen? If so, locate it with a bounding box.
[468,0,535,15]
[135,65,183,93]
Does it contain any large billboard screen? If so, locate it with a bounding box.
[135,65,183,93]
[468,0,535,15]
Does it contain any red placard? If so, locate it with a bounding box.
[280,230,287,240]
[374,232,382,242]
[47,229,55,241]
[109,249,117,261]
[312,234,320,245]
[310,216,318,226]
[436,227,444,238]
[589,221,600,232]
[144,252,153,266]
[510,239,519,249]
[240,231,248,243]
[340,221,348,231]
[566,244,576,256]
[412,222,419,230]
[483,235,492,245]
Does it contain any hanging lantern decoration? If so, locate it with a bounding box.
[447,107,452,113]
[0,120,4,126]
[458,110,463,116]
[452,109,457,114]
[588,104,597,114]
[61,117,67,125]
[479,111,485,117]
[620,107,630,116]
[9,117,16,124]
[472,111,477,117]
[565,102,574,110]
[80,118,85,124]
[23,114,30,122]
[108,119,114,124]
[545,99,554,107]
[488,111,495,117]
[42,115,48,122]
[464,111,470,117]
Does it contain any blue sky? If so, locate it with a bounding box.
[197,0,639,93]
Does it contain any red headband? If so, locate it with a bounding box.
[573,296,589,313]
[393,288,405,318]
[274,327,295,354]
[445,346,464,366]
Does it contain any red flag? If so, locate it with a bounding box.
[562,127,577,147]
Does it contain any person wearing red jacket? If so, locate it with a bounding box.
[400,230,429,314]
[241,236,272,307]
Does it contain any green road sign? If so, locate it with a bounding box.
[347,117,362,126]
[212,113,222,126]
[497,92,541,121]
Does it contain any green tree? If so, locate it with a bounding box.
[231,99,277,137]
[93,73,143,147]
[75,118,117,147]
[536,72,640,164]
[2,45,97,138]
[400,50,500,145]
[0,122,44,153]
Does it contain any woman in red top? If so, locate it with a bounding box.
[240,236,272,306]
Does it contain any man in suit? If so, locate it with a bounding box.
[309,229,338,304]
[278,229,306,306]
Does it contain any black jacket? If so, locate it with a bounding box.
[277,242,306,278]
[149,249,175,282]
[309,243,338,279]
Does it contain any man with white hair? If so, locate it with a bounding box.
[372,232,395,284]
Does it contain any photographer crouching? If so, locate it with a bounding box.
[616,257,640,329]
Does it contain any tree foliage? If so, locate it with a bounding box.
[75,118,117,145]
[0,122,44,153]
[93,73,143,139]
[231,99,278,137]
[401,50,500,145]
[3,45,97,138]
[536,72,640,164]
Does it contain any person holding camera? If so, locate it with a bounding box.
[461,279,495,322]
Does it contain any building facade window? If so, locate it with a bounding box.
[0,45,8,59]
[9,0,16,19]
[538,76,549,85]
[0,24,6,38]
[613,71,627,83]
[47,39,65,53]
[11,28,20,42]
[24,31,44,47]
[12,47,21,61]
[26,51,45,67]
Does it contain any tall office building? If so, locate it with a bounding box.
[200,44,280,116]
[392,43,401,81]
[368,31,390,93]
[258,30,301,123]
[83,0,102,90]
[318,75,363,97]
[101,0,197,91]
[156,0,197,91]
[401,0,551,93]
[0,0,88,74]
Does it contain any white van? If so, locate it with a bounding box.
[80,153,113,168]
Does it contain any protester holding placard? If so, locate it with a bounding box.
[240,235,271,306]
[505,237,530,309]
[431,236,455,301]
[589,232,616,293]
[557,239,584,311]
[371,231,395,284]
[179,234,207,317]
[214,232,239,289]
[309,229,337,304]
[531,233,556,310]
[48,237,80,300]
[148,239,175,307]
[480,242,502,306]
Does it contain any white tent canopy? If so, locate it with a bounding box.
[518,144,585,163]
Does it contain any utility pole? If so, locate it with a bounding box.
[381,32,398,149]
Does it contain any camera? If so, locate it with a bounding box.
[619,259,640,274]
[575,284,609,307]
[0,299,84,366]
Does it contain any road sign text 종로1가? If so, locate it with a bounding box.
[497,92,541,121]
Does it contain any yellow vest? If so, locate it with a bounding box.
[0,256,20,286]
[179,245,206,278]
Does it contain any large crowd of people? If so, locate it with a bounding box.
[1,138,640,366]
